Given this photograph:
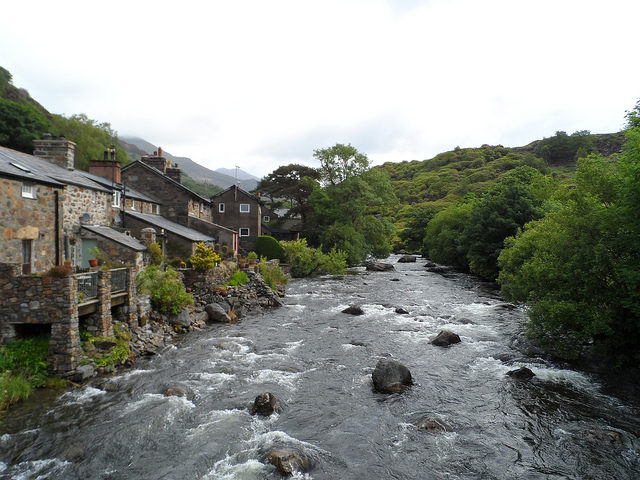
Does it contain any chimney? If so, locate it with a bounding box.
[165,163,182,184]
[140,147,168,173]
[33,134,76,170]
[89,150,121,183]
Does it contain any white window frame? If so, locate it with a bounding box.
[131,199,136,211]
[218,203,225,213]
[263,215,270,223]
[239,228,250,237]
[240,203,250,213]
[112,191,121,208]
[21,182,35,199]
[154,204,160,214]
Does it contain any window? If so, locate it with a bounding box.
[112,191,121,208]
[263,215,270,223]
[218,203,225,213]
[21,182,35,199]
[131,199,136,210]
[240,203,250,213]
[22,239,32,274]
[154,204,160,214]
[199,203,204,213]
[240,228,250,237]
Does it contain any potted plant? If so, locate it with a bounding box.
[88,246,101,268]
[247,251,258,265]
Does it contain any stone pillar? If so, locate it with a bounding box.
[48,274,82,375]
[87,270,114,337]
[123,267,139,328]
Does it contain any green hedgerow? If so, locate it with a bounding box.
[256,236,287,262]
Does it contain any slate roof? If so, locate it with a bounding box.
[77,169,158,203]
[81,225,147,251]
[0,146,110,192]
[210,184,263,204]
[124,211,216,242]
[122,160,211,204]
[0,147,65,187]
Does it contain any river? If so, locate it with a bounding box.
[1,256,639,479]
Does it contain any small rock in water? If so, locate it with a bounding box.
[415,417,448,433]
[579,429,625,449]
[342,305,364,315]
[395,307,410,314]
[164,387,188,398]
[506,367,535,380]
[250,392,282,416]
[266,448,311,476]
[430,330,461,347]
[397,255,417,263]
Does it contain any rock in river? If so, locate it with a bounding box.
[250,392,282,416]
[266,448,311,476]
[365,261,395,272]
[430,330,461,347]
[342,305,364,315]
[506,367,535,380]
[372,358,413,393]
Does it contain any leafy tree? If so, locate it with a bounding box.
[461,166,549,280]
[281,238,347,277]
[0,98,50,152]
[50,113,129,170]
[308,152,397,265]
[498,103,640,363]
[423,199,474,268]
[398,206,436,253]
[314,143,370,186]
[256,164,320,223]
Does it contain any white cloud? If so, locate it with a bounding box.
[1,0,638,177]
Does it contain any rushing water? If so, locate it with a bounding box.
[1,257,639,479]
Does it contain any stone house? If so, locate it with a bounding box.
[0,147,65,273]
[210,185,264,251]
[121,153,238,256]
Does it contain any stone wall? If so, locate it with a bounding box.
[122,162,213,224]
[80,229,145,272]
[180,266,232,292]
[187,216,236,250]
[0,263,82,374]
[63,185,111,232]
[0,177,62,272]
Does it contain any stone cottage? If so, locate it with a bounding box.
[210,185,264,251]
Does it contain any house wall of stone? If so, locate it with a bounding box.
[186,216,236,250]
[124,197,157,215]
[63,185,111,233]
[0,177,62,272]
[122,163,212,225]
[79,230,146,272]
[211,188,262,249]
[122,214,195,260]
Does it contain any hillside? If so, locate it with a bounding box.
[119,136,259,191]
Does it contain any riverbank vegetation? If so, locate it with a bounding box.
[0,337,61,410]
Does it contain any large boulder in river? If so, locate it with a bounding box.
[430,330,461,347]
[342,305,364,315]
[365,261,395,272]
[250,392,282,416]
[205,303,233,323]
[266,448,311,476]
[397,255,417,263]
[372,358,413,393]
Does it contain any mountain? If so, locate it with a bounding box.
[119,136,259,191]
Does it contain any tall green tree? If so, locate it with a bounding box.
[256,164,320,223]
[498,102,640,363]
[308,144,397,264]
[313,143,370,186]
[0,99,50,152]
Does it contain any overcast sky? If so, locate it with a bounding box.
[2,0,638,178]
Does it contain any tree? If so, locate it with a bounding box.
[50,113,129,170]
[498,103,640,363]
[398,206,436,253]
[314,143,370,186]
[256,164,320,223]
[461,166,548,279]
[0,98,50,152]
[423,199,474,268]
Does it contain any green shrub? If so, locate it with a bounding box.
[81,322,131,368]
[46,265,71,277]
[259,261,289,290]
[147,242,164,266]
[227,270,250,286]
[281,239,347,277]
[189,242,221,271]
[0,337,49,388]
[256,235,286,261]
[136,265,194,314]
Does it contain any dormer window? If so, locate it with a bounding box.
[21,182,35,199]
[240,203,250,213]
